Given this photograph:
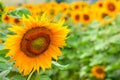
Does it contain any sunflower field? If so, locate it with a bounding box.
[0,0,120,80]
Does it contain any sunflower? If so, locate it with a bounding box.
[71,2,82,11]
[81,11,93,25]
[92,66,105,79]
[2,14,12,23]
[71,11,81,24]
[47,7,59,17]
[5,14,70,75]
[59,2,69,12]
[95,1,104,9]
[11,18,22,25]
[96,9,109,22]
[62,10,72,22]
[63,10,72,18]
[23,4,35,12]
[32,5,46,16]
[104,0,118,17]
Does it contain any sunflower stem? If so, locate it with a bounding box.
[27,70,34,80]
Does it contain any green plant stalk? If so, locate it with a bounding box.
[27,70,34,80]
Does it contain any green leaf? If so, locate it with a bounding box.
[0,49,9,57]
[52,61,69,70]
[0,68,11,80]
[30,73,51,80]
[106,60,120,71]
[8,8,32,18]
[89,54,105,66]
[37,75,51,80]
[10,75,25,80]
[79,66,89,77]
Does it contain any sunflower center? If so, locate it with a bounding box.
[96,68,104,74]
[63,8,67,11]
[75,5,79,9]
[32,37,46,50]
[20,27,51,57]
[99,3,103,7]
[83,14,89,21]
[64,16,68,21]
[75,14,80,21]
[4,16,9,21]
[14,18,20,23]
[107,3,115,11]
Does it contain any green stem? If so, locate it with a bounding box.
[27,70,34,80]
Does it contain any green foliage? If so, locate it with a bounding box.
[0,2,5,22]
[8,8,32,18]
[45,14,120,80]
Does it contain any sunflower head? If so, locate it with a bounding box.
[95,1,104,9]
[11,18,22,25]
[96,9,109,22]
[81,11,93,25]
[71,2,82,11]
[5,14,70,75]
[2,14,12,23]
[92,66,105,79]
[71,11,81,24]
[104,0,118,17]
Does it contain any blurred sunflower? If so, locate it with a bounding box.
[96,9,109,22]
[71,11,81,23]
[47,7,59,17]
[23,4,35,11]
[2,14,12,23]
[61,16,69,22]
[5,14,70,75]
[81,11,93,25]
[64,10,72,18]
[92,66,105,79]
[59,2,69,12]
[71,2,82,11]
[11,18,22,25]
[104,0,118,17]
[95,1,104,9]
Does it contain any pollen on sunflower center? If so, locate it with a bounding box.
[20,27,51,57]
[32,37,46,50]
